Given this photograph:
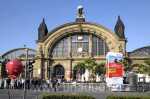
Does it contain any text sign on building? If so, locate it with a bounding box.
[106,52,123,86]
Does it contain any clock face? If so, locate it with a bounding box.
[78,47,82,52]
[78,36,83,41]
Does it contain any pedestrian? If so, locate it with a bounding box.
[30,78,33,89]
[21,78,25,89]
[33,77,38,89]
[26,78,30,89]
[0,78,2,89]
[10,78,15,89]
[6,78,10,89]
[46,79,50,88]
[52,77,58,92]
[14,78,18,89]
[37,78,41,90]
[17,78,21,90]
[3,78,6,89]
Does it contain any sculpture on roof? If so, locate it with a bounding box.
[77,5,84,18]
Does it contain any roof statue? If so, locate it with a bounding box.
[114,16,125,39]
[77,5,84,18]
[38,18,48,40]
[76,5,85,22]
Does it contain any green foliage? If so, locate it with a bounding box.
[144,58,150,75]
[122,60,132,73]
[74,62,85,74]
[106,95,150,99]
[137,58,150,75]
[138,64,146,74]
[90,73,95,79]
[144,58,150,66]
[84,59,97,70]
[94,63,106,75]
[42,94,95,99]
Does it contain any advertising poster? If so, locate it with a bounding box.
[106,52,123,86]
[66,70,71,81]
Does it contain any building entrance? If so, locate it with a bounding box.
[54,65,65,79]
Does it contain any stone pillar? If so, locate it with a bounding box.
[89,34,92,57]
[69,59,72,81]
[65,60,72,82]
[68,36,71,57]
[35,57,43,79]
[35,44,44,79]
[44,60,49,79]
[47,59,50,79]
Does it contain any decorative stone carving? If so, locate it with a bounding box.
[39,45,43,54]
[119,44,123,53]
[72,51,88,58]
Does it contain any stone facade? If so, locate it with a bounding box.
[35,22,127,79]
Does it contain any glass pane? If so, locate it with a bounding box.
[51,37,68,56]
[92,36,97,55]
[99,39,104,55]
[92,35,109,56]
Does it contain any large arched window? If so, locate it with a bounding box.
[92,35,109,56]
[52,37,68,56]
[51,34,109,57]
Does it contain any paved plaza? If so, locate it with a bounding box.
[0,84,150,99]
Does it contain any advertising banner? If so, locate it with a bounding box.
[106,52,123,86]
[66,70,71,81]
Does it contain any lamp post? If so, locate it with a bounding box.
[0,57,3,78]
[23,48,28,99]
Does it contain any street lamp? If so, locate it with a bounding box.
[23,48,28,99]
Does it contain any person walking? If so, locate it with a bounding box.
[6,78,10,89]
[0,78,2,89]
[10,78,15,89]
[30,78,33,89]
[17,78,21,90]
[21,78,25,89]
[3,78,6,89]
[52,78,58,92]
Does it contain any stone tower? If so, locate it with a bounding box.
[114,16,125,39]
[38,18,48,40]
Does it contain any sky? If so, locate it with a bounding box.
[0,0,150,56]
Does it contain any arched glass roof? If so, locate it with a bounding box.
[0,48,36,60]
[128,46,150,58]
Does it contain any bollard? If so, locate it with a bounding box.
[8,91,10,99]
[36,89,38,99]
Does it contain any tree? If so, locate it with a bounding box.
[84,59,97,72]
[135,58,150,76]
[122,60,132,73]
[137,64,145,74]
[94,63,106,75]
[84,59,97,81]
[74,62,85,75]
[142,58,150,75]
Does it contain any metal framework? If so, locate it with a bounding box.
[1,48,36,60]
[128,46,150,58]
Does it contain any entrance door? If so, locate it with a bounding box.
[54,65,65,79]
